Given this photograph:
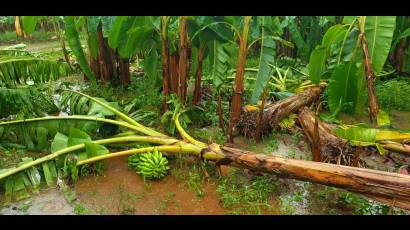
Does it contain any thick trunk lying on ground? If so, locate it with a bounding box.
[219,146,410,210]
[298,106,355,165]
[237,86,323,138]
[298,107,410,162]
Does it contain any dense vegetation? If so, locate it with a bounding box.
[0,16,409,215]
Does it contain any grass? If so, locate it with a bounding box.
[74,202,91,215]
[0,31,57,44]
[116,184,145,214]
[376,78,410,111]
[278,196,297,214]
[170,154,207,198]
[156,192,176,214]
[248,138,257,151]
[217,168,279,214]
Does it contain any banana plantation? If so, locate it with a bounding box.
[1,16,410,215]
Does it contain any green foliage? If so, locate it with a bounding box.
[213,128,226,145]
[60,91,119,117]
[285,17,309,59]
[143,48,158,80]
[21,16,39,35]
[0,31,17,42]
[250,16,276,104]
[161,94,191,135]
[308,46,327,84]
[187,165,205,197]
[134,149,170,180]
[210,41,231,93]
[376,79,410,111]
[217,171,278,214]
[0,58,71,87]
[364,16,397,74]
[338,192,390,215]
[263,133,279,153]
[0,86,58,118]
[64,16,95,82]
[327,61,365,114]
[308,24,347,84]
[74,203,91,215]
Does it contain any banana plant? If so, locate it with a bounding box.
[0,89,227,202]
[307,16,397,125]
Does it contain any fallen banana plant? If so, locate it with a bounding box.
[1,90,410,210]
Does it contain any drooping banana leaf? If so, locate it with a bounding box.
[327,61,365,114]
[286,17,309,60]
[308,45,327,84]
[250,16,276,104]
[0,58,70,87]
[64,16,95,82]
[21,16,40,35]
[144,48,158,80]
[209,40,230,93]
[364,16,396,74]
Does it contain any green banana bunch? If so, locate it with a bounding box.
[135,149,170,180]
[127,154,142,170]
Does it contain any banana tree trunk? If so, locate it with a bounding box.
[217,95,224,130]
[298,106,355,164]
[255,90,268,143]
[395,38,408,72]
[192,46,204,106]
[170,53,179,94]
[219,146,410,210]
[178,16,188,105]
[360,33,379,124]
[299,106,410,161]
[14,16,23,38]
[237,85,323,139]
[53,21,73,72]
[96,22,113,83]
[227,16,252,143]
[161,17,171,112]
[118,57,130,85]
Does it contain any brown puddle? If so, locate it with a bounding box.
[74,156,226,215]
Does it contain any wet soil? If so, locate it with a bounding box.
[74,156,225,215]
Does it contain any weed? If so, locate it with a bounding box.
[338,192,390,215]
[213,128,226,145]
[156,192,176,214]
[288,150,297,159]
[291,130,303,145]
[264,139,279,153]
[217,170,279,214]
[116,184,144,215]
[74,203,91,215]
[19,202,31,214]
[292,190,304,202]
[278,195,297,214]
[248,138,257,151]
[187,166,205,198]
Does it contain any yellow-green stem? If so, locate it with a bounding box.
[174,113,207,148]
[0,115,151,136]
[77,145,200,166]
[0,135,178,180]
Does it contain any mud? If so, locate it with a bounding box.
[74,156,225,215]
